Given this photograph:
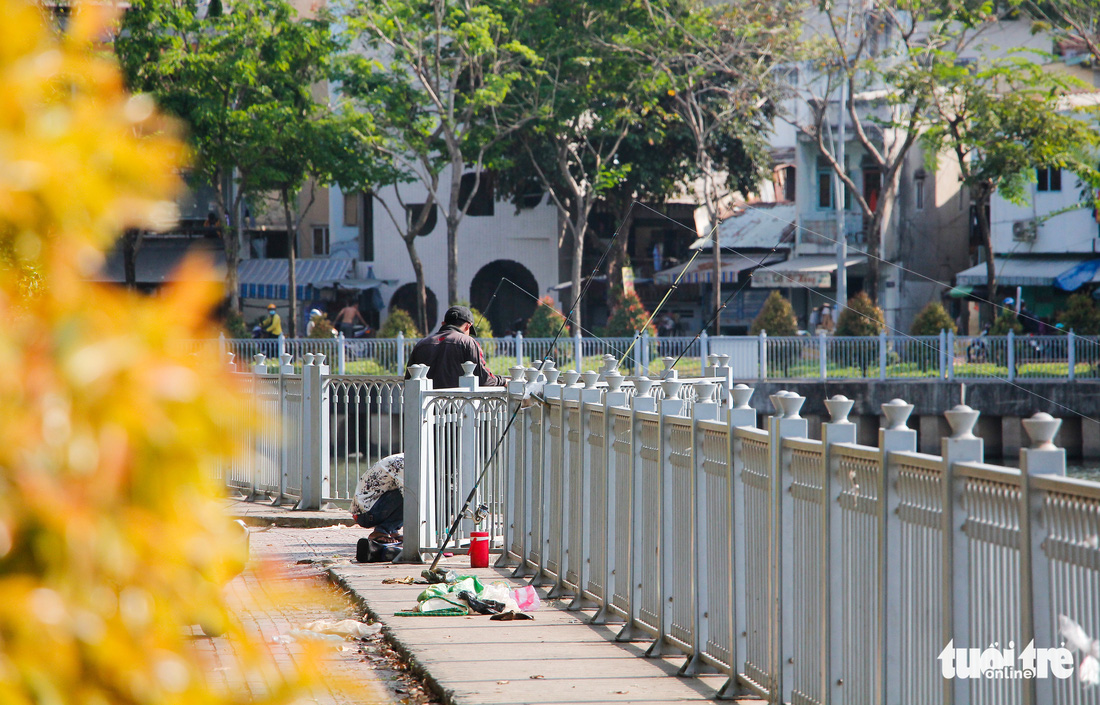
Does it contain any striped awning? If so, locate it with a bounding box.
[238,258,353,301]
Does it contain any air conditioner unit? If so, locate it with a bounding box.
[1012,219,1037,243]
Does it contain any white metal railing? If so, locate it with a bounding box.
[201,330,1100,381]
[435,361,1100,704]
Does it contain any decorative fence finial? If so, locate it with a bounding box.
[730,383,754,409]
[717,354,730,369]
[707,354,720,369]
[882,398,914,430]
[605,370,624,392]
[777,392,806,419]
[770,392,788,418]
[582,370,600,389]
[544,366,561,385]
[314,353,326,366]
[510,365,526,382]
[661,378,683,399]
[280,353,293,367]
[662,356,676,378]
[461,361,477,378]
[944,404,980,439]
[635,378,655,397]
[694,382,717,404]
[524,367,541,383]
[1022,412,1061,451]
[410,364,429,380]
[302,353,314,366]
[563,370,581,386]
[824,394,854,424]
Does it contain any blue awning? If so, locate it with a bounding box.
[238,258,353,301]
[1054,259,1100,292]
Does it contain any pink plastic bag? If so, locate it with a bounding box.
[513,585,541,612]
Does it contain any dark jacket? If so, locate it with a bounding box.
[404,325,507,389]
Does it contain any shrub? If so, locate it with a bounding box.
[380,307,422,338]
[307,313,335,338]
[837,292,886,336]
[910,301,956,336]
[526,295,565,338]
[605,287,657,337]
[1057,293,1100,335]
[224,308,250,338]
[990,309,1023,335]
[750,291,798,336]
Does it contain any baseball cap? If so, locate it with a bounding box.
[443,305,475,326]
[267,303,277,310]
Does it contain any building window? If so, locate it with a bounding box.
[774,165,796,202]
[406,203,438,236]
[915,178,925,210]
[1037,167,1062,192]
[816,157,850,210]
[343,190,359,226]
[459,172,494,216]
[312,226,329,256]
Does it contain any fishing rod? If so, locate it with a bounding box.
[424,207,634,578]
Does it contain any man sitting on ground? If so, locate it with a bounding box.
[404,305,506,389]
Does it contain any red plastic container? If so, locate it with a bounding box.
[469,531,490,568]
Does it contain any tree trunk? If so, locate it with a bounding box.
[570,206,586,335]
[447,215,459,306]
[122,229,143,289]
[606,201,632,302]
[222,206,240,312]
[405,236,429,335]
[977,183,996,325]
[864,209,884,305]
[282,187,298,338]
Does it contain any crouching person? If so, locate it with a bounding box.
[350,453,404,562]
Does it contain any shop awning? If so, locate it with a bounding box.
[750,255,866,288]
[954,257,1100,287]
[238,257,353,301]
[654,254,786,285]
[692,203,798,250]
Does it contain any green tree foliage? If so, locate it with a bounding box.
[910,301,957,335]
[991,309,1024,335]
[1057,293,1100,335]
[837,292,886,337]
[338,0,538,314]
[307,313,336,339]
[224,309,251,338]
[750,291,798,336]
[525,296,565,338]
[918,48,1099,316]
[380,307,422,338]
[605,288,656,337]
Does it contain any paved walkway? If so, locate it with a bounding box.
[228,500,764,705]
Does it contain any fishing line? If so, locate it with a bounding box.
[735,200,1100,350]
[425,204,635,574]
[629,197,1100,426]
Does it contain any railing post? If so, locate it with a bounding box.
[247,354,270,502]
[818,330,827,380]
[397,365,433,563]
[296,353,328,511]
[218,331,227,361]
[531,367,563,588]
[717,384,757,700]
[1007,329,1016,382]
[633,330,643,374]
[878,330,887,380]
[574,330,583,373]
[516,331,524,368]
[617,377,657,644]
[700,330,709,374]
[652,377,689,658]
[277,334,285,361]
[758,331,767,381]
[946,329,955,381]
[822,395,857,705]
[774,391,808,703]
[879,399,916,705]
[278,353,295,505]
[938,329,947,379]
[499,369,528,569]
[1019,412,1066,705]
[641,328,651,375]
[1067,330,1076,381]
[396,331,406,373]
[337,332,346,375]
[683,382,721,676]
[940,404,984,705]
[569,374,603,610]
[593,370,627,623]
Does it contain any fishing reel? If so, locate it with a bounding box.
[461,503,490,524]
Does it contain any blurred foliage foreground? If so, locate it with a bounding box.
[0,1,321,703]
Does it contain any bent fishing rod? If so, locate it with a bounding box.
[424,212,631,576]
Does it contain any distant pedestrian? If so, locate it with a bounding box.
[259,303,282,338]
[334,301,367,337]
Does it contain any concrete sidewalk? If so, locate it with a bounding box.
[229,500,763,705]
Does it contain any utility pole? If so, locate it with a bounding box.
[835,79,848,324]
